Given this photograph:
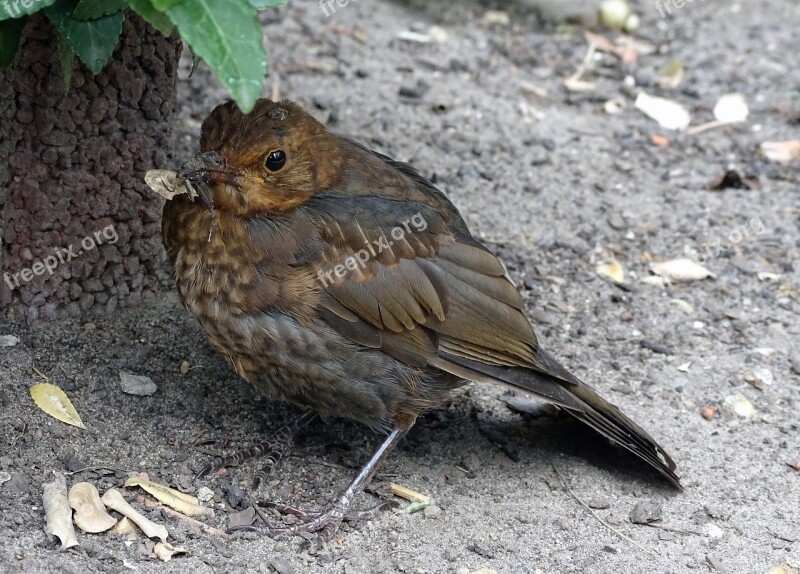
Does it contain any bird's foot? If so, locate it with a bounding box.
[194,410,317,489]
[233,497,397,541]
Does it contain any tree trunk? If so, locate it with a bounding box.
[0,12,181,324]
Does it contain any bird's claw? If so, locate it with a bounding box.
[231,499,398,541]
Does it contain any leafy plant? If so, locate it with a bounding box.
[0,0,285,112]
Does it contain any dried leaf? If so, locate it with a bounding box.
[650,258,715,282]
[125,475,212,517]
[583,30,616,53]
[154,541,187,562]
[713,93,748,124]
[657,59,684,89]
[563,77,596,92]
[112,516,139,538]
[43,473,79,550]
[30,383,86,429]
[761,140,800,163]
[390,483,430,504]
[145,169,196,201]
[69,482,117,533]
[596,261,626,284]
[635,92,691,131]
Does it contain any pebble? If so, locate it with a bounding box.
[750,367,774,388]
[629,500,662,524]
[700,406,718,420]
[0,335,20,347]
[724,394,756,418]
[270,557,295,574]
[705,524,723,539]
[423,505,442,519]
[789,354,800,375]
[119,372,157,396]
[706,555,727,573]
[196,487,214,503]
[228,507,255,531]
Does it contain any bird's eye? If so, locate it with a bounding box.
[265,150,287,171]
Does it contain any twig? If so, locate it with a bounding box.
[139,495,230,540]
[685,120,739,136]
[645,522,703,536]
[65,465,133,476]
[552,464,658,558]
[31,364,49,380]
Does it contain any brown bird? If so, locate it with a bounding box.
[162,99,680,539]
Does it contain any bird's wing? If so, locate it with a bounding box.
[299,147,680,488]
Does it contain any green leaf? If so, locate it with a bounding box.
[129,0,173,36]
[0,0,57,21]
[72,0,128,20]
[167,0,265,113]
[0,16,25,68]
[248,0,285,8]
[45,0,124,74]
[56,30,74,97]
[150,0,182,10]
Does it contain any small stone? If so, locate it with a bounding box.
[228,507,255,531]
[588,499,611,510]
[0,471,10,486]
[196,487,214,503]
[629,500,662,524]
[751,367,774,388]
[658,530,676,541]
[789,354,800,375]
[0,335,20,347]
[700,406,718,420]
[706,555,726,573]
[119,372,157,396]
[423,505,442,519]
[705,524,724,539]
[724,394,755,418]
[460,453,481,473]
[270,557,295,574]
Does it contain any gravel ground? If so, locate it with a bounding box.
[1,1,799,573]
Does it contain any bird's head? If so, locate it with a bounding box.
[177,99,344,216]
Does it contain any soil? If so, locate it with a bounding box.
[1,1,798,573]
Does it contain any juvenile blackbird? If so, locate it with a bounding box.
[162,99,680,538]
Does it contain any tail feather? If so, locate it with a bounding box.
[432,350,682,490]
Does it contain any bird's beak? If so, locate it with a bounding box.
[177,151,239,212]
[178,151,238,186]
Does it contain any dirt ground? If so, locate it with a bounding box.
[1,0,798,573]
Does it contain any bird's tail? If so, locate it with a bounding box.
[431,349,682,489]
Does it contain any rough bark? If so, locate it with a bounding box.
[0,12,181,324]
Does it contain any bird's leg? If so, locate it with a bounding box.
[196,409,318,489]
[238,423,412,540]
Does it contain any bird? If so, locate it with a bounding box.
[162,98,681,539]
